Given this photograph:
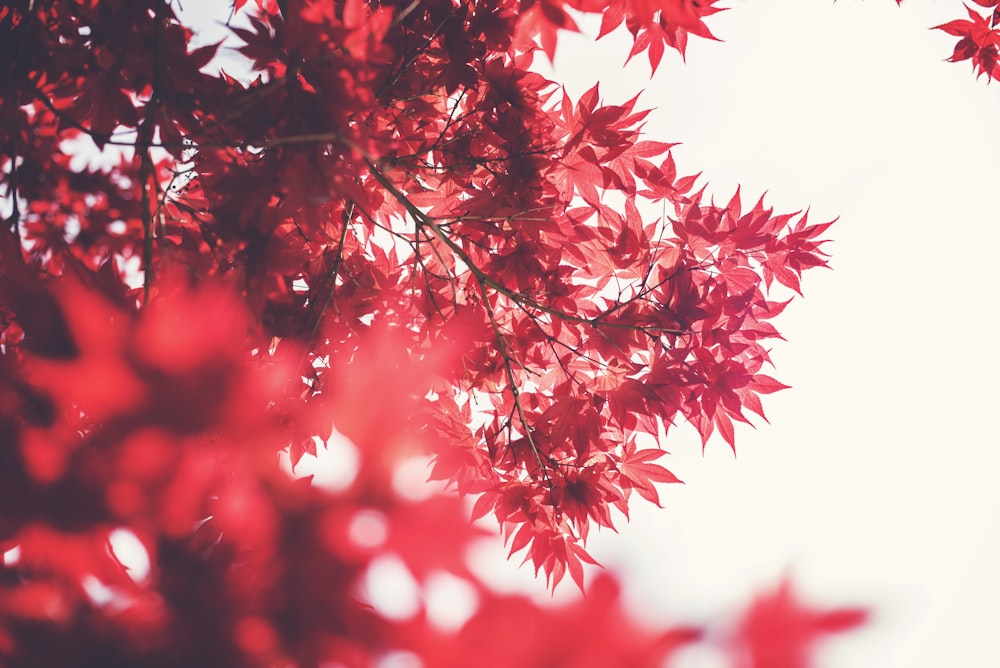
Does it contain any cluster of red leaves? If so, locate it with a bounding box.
[933,0,1000,80]
[0,275,864,667]
[0,0,866,665]
[400,574,866,668]
[893,0,1000,81]
[0,0,834,593]
[866,2,1000,82]
[734,580,868,668]
[0,273,380,666]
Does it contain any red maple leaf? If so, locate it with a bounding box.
[734,578,869,668]
[618,440,682,507]
[935,4,1000,80]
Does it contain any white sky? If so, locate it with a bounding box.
[484,2,1000,667]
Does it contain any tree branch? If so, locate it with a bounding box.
[364,158,686,336]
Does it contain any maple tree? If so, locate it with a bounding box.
[0,0,875,665]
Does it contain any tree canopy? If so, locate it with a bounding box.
[2,0,991,666]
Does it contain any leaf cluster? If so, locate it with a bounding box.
[0,1,855,665]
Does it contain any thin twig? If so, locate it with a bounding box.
[307,201,354,342]
[364,158,686,336]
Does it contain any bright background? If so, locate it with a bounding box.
[166,2,1000,666]
[485,2,999,667]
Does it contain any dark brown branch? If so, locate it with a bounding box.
[306,202,354,342]
[364,158,686,336]
[140,2,168,302]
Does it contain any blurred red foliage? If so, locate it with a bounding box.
[0,0,868,665]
